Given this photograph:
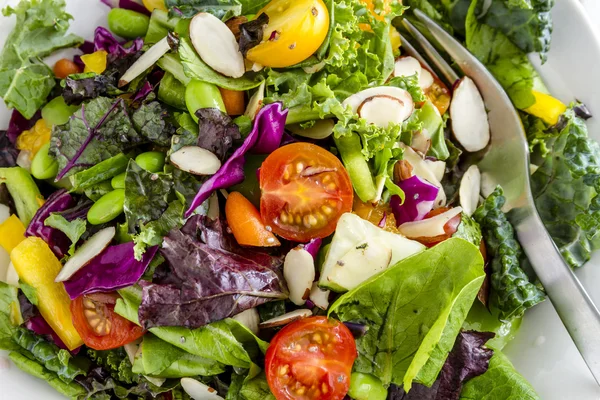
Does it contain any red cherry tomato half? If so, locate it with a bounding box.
[70,293,144,350]
[260,143,354,242]
[265,316,357,400]
[413,206,462,247]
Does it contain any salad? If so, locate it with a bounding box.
[0,0,596,399]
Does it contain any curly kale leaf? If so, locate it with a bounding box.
[0,0,84,118]
[86,347,137,385]
[473,187,545,321]
[530,107,600,268]
[50,97,142,180]
[132,101,178,147]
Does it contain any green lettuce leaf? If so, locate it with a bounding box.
[0,282,21,350]
[453,213,483,246]
[329,238,485,389]
[44,214,86,256]
[228,370,275,400]
[0,0,83,118]
[164,0,270,19]
[530,107,600,268]
[473,187,545,320]
[459,351,540,399]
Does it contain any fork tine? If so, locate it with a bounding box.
[401,18,460,85]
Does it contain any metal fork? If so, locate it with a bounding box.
[402,9,600,385]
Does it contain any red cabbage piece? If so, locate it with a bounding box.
[93,27,144,57]
[138,215,287,329]
[303,238,322,260]
[390,175,439,226]
[25,189,75,259]
[63,243,158,299]
[185,102,288,217]
[7,110,41,144]
[100,0,150,15]
[388,331,494,400]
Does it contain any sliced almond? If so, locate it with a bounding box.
[232,308,260,335]
[419,68,434,90]
[424,160,446,183]
[357,95,413,128]
[181,378,224,400]
[189,13,245,78]
[259,309,313,329]
[394,56,421,79]
[170,146,221,175]
[120,37,171,87]
[450,77,490,152]
[309,283,330,310]
[411,131,431,154]
[288,119,335,140]
[459,165,481,216]
[244,81,265,120]
[283,248,315,306]
[398,207,463,239]
[55,227,115,282]
[343,87,414,128]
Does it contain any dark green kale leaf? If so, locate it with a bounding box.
[50,97,142,180]
[473,187,545,321]
[530,107,600,268]
[0,0,84,118]
[132,101,178,147]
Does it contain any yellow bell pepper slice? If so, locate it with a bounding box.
[0,215,26,254]
[81,50,108,74]
[390,27,402,52]
[523,91,567,126]
[11,237,83,350]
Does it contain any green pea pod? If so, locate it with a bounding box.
[135,151,166,173]
[31,143,59,180]
[333,133,376,202]
[87,189,125,225]
[185,79,226,122]
[41,97,79,126]
[107,8,150,39]
[69,153,130,190]
[111,172,126,190]
[158,72,187,110]
[85,180,114,202]
[348,373,387,400]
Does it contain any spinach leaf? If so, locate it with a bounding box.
[0,0,84,118]
[465,0,544,110]
[124,160,173,233]
[473,187,545,320]
[459,351,540,399]
[179,38,264,90]
[50,97,142,180]
[132,101,178,147]
[530,107,600,268]
[329,238,485,389]
[12,328,86,383]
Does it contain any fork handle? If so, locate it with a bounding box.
[515,208,600,384]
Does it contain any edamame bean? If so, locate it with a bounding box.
[41,97,78,126]
[31,142,58,180]
[158,72,187,110]
[111,172,126,189]
[87,189,125,225]
[135,151,166,173]
[185,79,226,122]
[348,373,387,400]
[108,8,150,39]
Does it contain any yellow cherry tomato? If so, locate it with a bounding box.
[246,0,330,68]
[81,50,108,74]
[143,0,167,12]
[524,91,567,125]
[16,119,51,159]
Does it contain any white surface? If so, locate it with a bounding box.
[1,1,600,399]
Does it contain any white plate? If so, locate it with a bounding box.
[1,1,600,399]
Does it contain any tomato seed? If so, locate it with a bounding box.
[279,365,289,376]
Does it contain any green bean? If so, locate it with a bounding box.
[185,79,226,122]
[107,9,150,40]
[111,172,126,190]
[348,373,387,400]
[84,181,113,202]
[135,151,166,173]
[30,143,58,180]
[69,153,129,190]
[334,133,376,202]
[87,189,125,225]
[41,97,78,126]
[158,72,187,110]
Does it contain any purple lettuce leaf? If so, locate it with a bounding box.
[6,109,41,144]
[391,175,439,226]
[100,0,150,15]
[25,189,75,259]
[63,242,158,299]
[93,27,144,58]
[139,216,287,329]
[195,108,241,161]
[0,130,18,167]
[389,331,495,400]
[185,102,288,217]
